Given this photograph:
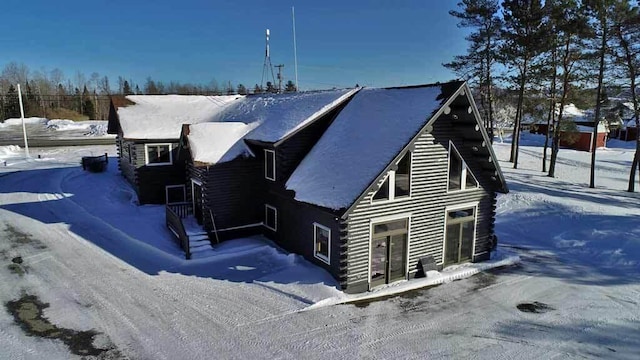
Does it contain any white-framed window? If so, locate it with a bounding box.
[372,151,412,202]
[265,204,277,231]
[264,149,275,181]
[313,223,331,264]
[448,142,478,192]
[145,143,173,166]
[443,203,478,265]
[165,184,186,204]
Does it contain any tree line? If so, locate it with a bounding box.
[0,62,298,122]
[447,0,640,192]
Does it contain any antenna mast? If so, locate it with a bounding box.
[292,6,299,91]
[261,29,276,92]
[275,64,284,93]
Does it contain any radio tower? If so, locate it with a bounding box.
[261,29,276,92]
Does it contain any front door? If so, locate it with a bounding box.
[370,218,408,288]
[191,180,203,225]
[444,207,476,266]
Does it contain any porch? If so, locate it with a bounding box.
[165,202,216,259]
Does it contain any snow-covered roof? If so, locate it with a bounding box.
[213,89,358,143]
[558,103,586,118]
[577,124,608,133]
[116,95,243,139]
[286,84,450,210]
[187,122,259,164]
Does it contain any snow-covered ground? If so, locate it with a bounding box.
[0,134,639,359]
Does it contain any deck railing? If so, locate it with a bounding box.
[166,203,192,260]
[167,202,192,219]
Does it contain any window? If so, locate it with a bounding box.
[313,223,331,264]
[165,185,186,204]
[145,143,172,165]
[444,206,476,265]
[448,142,478,191]
[265,149,275,181]
[372,152,412,202]
[265,205,277,231]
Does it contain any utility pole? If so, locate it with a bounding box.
[275,64,284,93]
[292,6,299,91]
[17,84,29,157]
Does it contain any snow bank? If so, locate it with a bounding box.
[117,95,243,139]
[560,103,586,117]
[0,145,21,158]
[46,119,110,136]
[0,117,47,127]
[287,85,447,210]
[187,122,259,164]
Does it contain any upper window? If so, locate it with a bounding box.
[265,204,277,231]
[265,149,275,181]
[313,223,331,264]
[372,152,412,202]
[145,143,172,166]
[448,142,478,191]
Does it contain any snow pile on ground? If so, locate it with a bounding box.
[0,145,21,159]
[46,119,109,136]
[560,103,586,117]
[0,117,47,128]
[187,122,259,164]
[118,95,243,139]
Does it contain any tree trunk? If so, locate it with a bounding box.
[590,16,607,189]
[513,58,529,169]
[549,39,572,178]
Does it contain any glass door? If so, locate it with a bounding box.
[444,207,476,266]
[370,218,408,288]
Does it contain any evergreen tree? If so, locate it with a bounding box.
[254,84,263,94]
[501,0,548,169]
[265,81,276,93]
[610,0,640,191]
[237,84,247,95]
[135,85,141,95]
[285,80,297,92]
[547,0,591,178]
[445,0,502,139]
[5,85,20,119]
[123,80,133,95]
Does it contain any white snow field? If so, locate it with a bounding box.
[0,134,639,359]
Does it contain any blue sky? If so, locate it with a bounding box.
[2,0,469,91]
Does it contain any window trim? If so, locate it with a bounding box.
[441,202,478,266]
[144,143,173,166]
[165,184,186,204]
[264,149,276,181]
[371,151,412,204]
[313,223,331,265]
[447,141,479,193]
[264,204,277,231]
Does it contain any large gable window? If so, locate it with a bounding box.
[372,152,412,202]
[265,149,276,181]
[313,223,331,264]
[145,143,172,166]
[448,142,478,191]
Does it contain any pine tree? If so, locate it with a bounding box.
[254,84,263,94]
[285,80,297,92]
[502,0,548,169]
[237,84,247,95]
[445,0,502,139]
[265,81,276,93]
[610,0,640,191]
[123,80,133,95]
[135,85,141,95]
[5,85,20,119]
[547,0,591,178]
